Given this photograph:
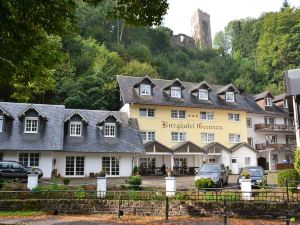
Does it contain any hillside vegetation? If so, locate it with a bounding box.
[1,1,299,110]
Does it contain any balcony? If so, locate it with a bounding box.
[254,123,295,133]
[255,143,296,151]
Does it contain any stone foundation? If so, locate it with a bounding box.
[0,199,299,218]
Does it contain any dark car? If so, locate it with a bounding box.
[195,163,229,187]
[237,166,267,188]
[0,161,43,179]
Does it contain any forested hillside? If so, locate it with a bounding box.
[1,0,299,110]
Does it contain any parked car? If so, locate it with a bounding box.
[237,166,267,188]
[0,161,43,179]
[195,163,229,187]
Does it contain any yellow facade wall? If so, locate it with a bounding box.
[129,104,247,149]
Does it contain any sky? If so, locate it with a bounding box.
[163,0,300,40]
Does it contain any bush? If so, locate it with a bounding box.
[294,148,300,174]
[132,166,139,175]
[195,178,215,190]
[128,175,142,190]
[278,169,300,189]
[63,178,70,186]
[75,187,87,199]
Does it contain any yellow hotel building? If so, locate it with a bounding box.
[118,75,258,176]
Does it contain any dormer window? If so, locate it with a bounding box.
[104,123,116,137]
[140,84,151,96]
[265,98,272,107]
[0,116,3,132]
[199,89,208,100]
[171,87,182,98]
[70,122,82,136]
[284,99,288,109]
[225,92,235,102]
[24,117,38,133]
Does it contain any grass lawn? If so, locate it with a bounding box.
[267,171,278,185]
[0,211,45,217]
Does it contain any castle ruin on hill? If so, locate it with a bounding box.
[170,9,212,49]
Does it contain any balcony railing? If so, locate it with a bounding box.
[254,123,295,132]
[255,143,296,151]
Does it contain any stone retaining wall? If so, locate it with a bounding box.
[0,199,299,218]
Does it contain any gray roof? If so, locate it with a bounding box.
[253,91,273,101]
[230,142,258,153]
[117,75,253,112]
[0,102,144,153]
[0,102,65,151]
[273,93,287,103]
[242,94,288,116]
[63,109,143,153]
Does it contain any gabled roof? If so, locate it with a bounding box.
[17,104,47,120]
[163,78,186,90]
[171,141,205,153]
[202,142,230,152]
[117,75,252,111]
[64,110,89,123]
[132,75,156,88]
[97,111,122,125]
[144,140,172,153]
[230,142,258,153]
[253,91,274,101]
[190,81,212,93]
[0,105,14,119]
[273,93,287,103]
[217,84,240,95]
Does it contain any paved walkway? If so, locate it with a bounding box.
[0,215,292,225]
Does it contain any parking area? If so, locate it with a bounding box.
[41,172,278,190]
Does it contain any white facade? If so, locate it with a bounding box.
[246,113,295,170]
[2,151,135,178]
[231,145,258,174]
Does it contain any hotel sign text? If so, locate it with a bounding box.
[161,121,223,130]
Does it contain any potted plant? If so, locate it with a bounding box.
[166,169,174,177]
[99,170,106,177]
[241,170,250,179]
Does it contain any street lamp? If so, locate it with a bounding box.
[285,69,300,148]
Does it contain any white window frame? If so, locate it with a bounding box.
[19,153,40,167]
[171,87,182,98]
[246,118,252,128]
[228,113,240,122]
[139,108,155,118]
[140,131,155,141]
[0,116,3,132]
[284,98,288,109]
[247,137,253,147]
[200,112,214,121]
[65,156,85,177]
[139,158,155,169]
[201,133,215,143]
[225,92,235,102]
[199,89,208,100]
[140,84,151,96]
[171,110,186,119]
[102,156,119,176]
[245,157,251,166]
[104,123,116,137]
[70,121,82,136]
[171,132,186,142]
[229,133,241,143]
[24,117,38,134]
[265,97,272,107]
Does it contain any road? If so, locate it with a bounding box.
[0,215,293,225]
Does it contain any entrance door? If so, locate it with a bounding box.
[257,157,267,170]
[231,158,239,174]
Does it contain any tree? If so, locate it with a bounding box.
[123,60,158,78]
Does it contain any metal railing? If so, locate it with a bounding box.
[254,123,295,132]
[255,143,296,150]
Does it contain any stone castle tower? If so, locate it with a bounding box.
[191,9,212,49]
